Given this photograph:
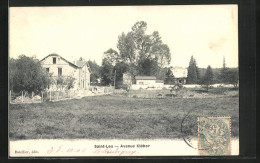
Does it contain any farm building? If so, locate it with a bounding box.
[170,67,188,84]
[40,54,91,90]
[131,76,164,90]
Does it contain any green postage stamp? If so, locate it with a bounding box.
[198,117,231,155]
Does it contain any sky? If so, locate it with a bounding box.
[9,5,238,68]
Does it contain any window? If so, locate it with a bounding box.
[53,57,56,64]
[46,68,49,72]
[58,68,62,76]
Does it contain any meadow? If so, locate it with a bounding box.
[9,88,239,140]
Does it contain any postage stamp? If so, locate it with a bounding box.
[198,117,231,155]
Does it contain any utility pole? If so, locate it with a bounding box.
[114,70,116,89]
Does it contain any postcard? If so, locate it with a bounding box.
[9,5,239,157]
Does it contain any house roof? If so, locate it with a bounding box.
[171,67,188,78]
[135,76,157,80]
[75,60,85,67]
[40,53,91,73]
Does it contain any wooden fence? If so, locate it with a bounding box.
[10,86,114,104]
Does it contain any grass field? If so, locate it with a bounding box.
[9,88,239,140]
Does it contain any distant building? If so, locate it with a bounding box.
[170,67,188,84]
[135,76,157,85]
[40,54,91,90]
[130,76,164,90]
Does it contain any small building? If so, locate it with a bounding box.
[131,76,164,90]
[40,54,91,90]
[135,76,157,85]
[170,67,188,84]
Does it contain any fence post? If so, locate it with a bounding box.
[57,92,58,101]
[41,92,43,102]
[50,90,52,101]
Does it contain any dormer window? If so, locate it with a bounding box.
[53,57,56,64]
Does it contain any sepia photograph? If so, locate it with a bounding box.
[8,5,239,157]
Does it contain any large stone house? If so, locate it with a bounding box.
[40,54,91,90]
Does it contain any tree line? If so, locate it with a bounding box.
[9,21,238,94]
[86,21,238,89]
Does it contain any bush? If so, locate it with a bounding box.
[9,55,51,94]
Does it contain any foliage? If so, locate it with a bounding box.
[100,21,172,86]
[87,60,101,84]
[200,65,214,91]
[137,58,160,76]
[100,59,114,86]
[103,48,121,66]
[117,21,171,73]
[113,62,129,89]
[65,77,76,90]
[9,55,51,94]
[226,69,239,88]
[164,68,175,84]
[217,58,239,88]
[55,76,76,90]
[187,56,200,84]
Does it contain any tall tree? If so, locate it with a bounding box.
[187,56,198,84]
[117,21,171,75]
[117,32,136,64]
[137,58,160,76]
[218,56,229,83]
[194,58,200,81]
[87,60,101,84]
[100,59,114,86]
[200,65,214,91]
[164,68,175,84]
[226,69,239,88]
[103,48,121,66]
[113,62,129,88]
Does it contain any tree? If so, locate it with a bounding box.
[164,68,175,84]
[200,65,214,91]
[87,60,101,84]
[100,59,114,86]
[218,57,229,83]
[103,48,121,66]
[137,58,160,76]
[226,69,239,88]
[113,62,129,88]
[187,56,199,84]
[117,21,171,76]
[117,32,136,64]
[9,55,51,94]
[194,59,200,81]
